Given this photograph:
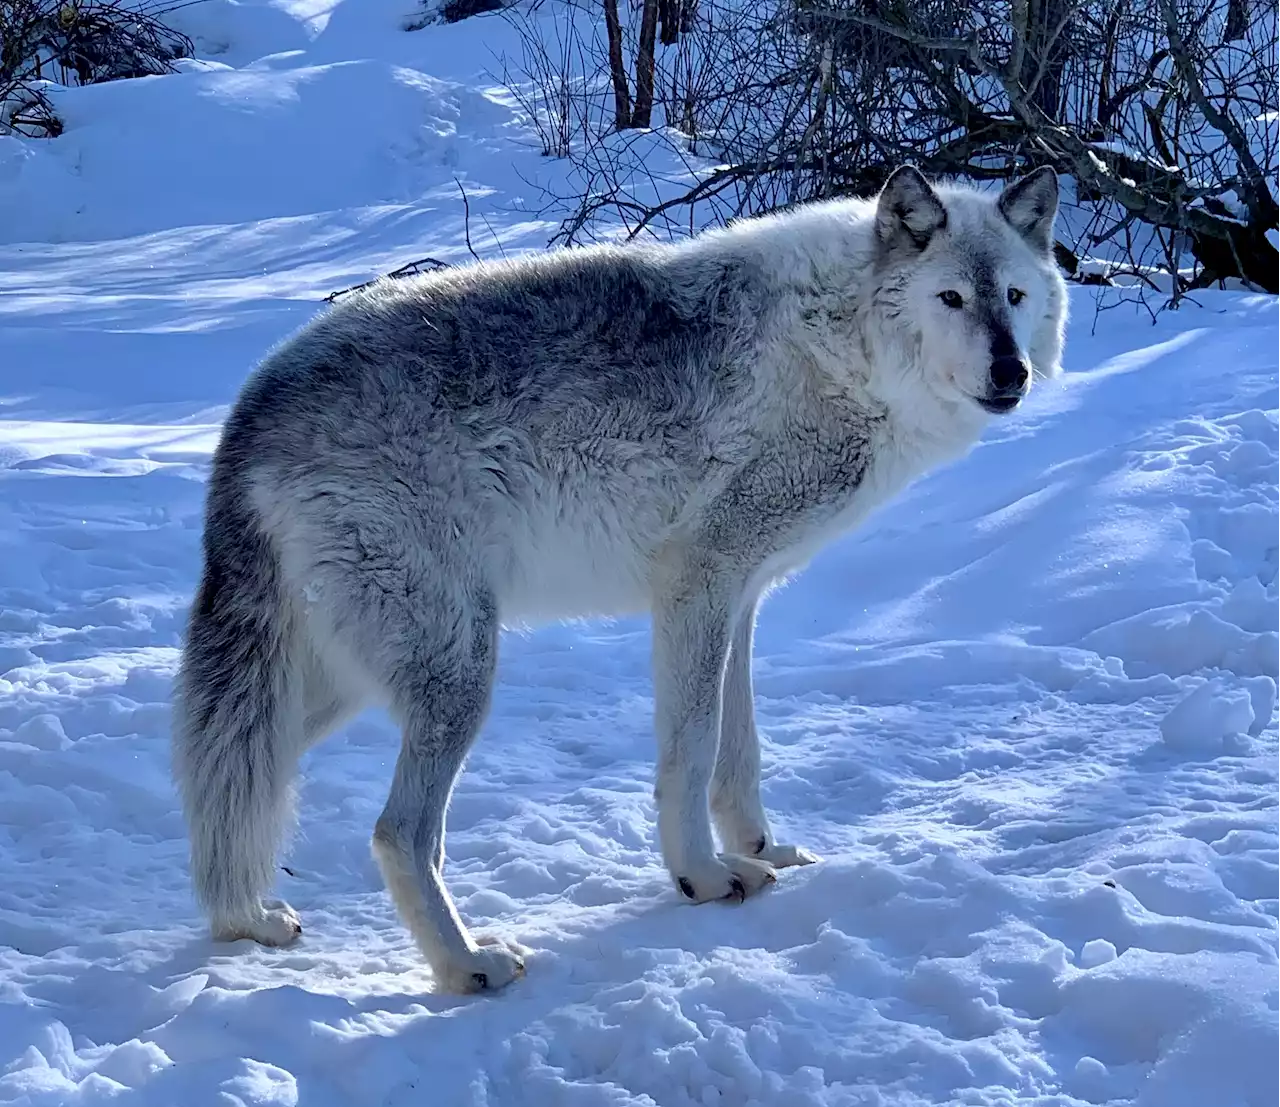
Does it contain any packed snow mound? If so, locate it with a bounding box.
[1159,679,1260,754]
[0,2,1277,1105]
[0,58,513,243]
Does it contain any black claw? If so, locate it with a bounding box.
[678,877,696,899]
[472,972,489,990]
[726,877,746,903]
[752,836,768,855]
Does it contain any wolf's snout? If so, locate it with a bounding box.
[975,356,1031,414]
[988,356,1030,397]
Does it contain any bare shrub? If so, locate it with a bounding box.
[494,0,612,157]
[1,0,196,137]
[496,0,1278,300]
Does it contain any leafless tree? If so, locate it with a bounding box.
[496,0,1278,298]
[604,0,632,127]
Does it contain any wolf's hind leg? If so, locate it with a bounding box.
[711,600,820,870]
[368,588,525,994]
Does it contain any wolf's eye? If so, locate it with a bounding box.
[938,290,964,309]
[1008,287,1026,306]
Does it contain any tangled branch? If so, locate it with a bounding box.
[2,0,196,137]
[495,0,1278,298]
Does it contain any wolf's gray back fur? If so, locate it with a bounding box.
[173,166,1067,994]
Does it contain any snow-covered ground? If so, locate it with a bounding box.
[0,3,1277,1105]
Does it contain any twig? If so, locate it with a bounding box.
[323,256,451,303]
[455,177,483,262]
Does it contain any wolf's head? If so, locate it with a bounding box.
[869,165,1067,419]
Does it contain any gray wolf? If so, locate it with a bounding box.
[172,166,1066,994]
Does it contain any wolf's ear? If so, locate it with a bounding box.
[998,167,1059,253]
[876,166,947,253]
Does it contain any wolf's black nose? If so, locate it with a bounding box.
[989,357,1029,395]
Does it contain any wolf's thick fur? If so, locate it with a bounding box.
[173,167,1066,993]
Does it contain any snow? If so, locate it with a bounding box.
[0,3,1277,1105]
[1159,681,1258,755]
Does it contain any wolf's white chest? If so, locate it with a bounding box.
[493,471,672,625]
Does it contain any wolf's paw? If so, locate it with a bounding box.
[753,841,821,868]
[437,936,528,995]
[675,853,777,904]
[213,900,302,947]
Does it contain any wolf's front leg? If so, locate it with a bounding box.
[711,599,821,870]
[651,568,776,903]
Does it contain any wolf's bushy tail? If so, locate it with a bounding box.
[172,479,300,930]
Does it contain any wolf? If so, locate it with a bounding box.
[172,165,1066,994]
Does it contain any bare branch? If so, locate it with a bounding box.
[491,0,1277,297]
[325,257,451,303]
[1158,0,1277,229]
[455,177,483,263]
